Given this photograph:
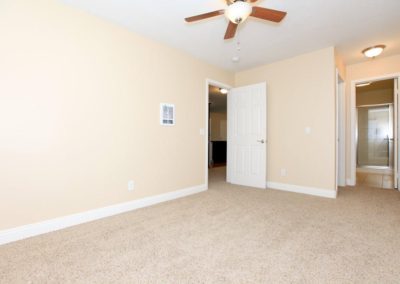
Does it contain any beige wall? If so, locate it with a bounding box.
[235,47,336,192]
[0,0,233,230]
[335,51,346,80]
[345,54,400,180]
[356,89,394,106]
[346,54,400,81]
[1,0,371,232]
[210,112,227,141]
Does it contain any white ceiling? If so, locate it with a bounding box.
[60,0,400,71]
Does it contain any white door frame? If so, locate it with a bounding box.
[336,69,346,188]
[350,73,400,186]
[205,79,232,188]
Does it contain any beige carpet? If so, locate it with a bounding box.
[1,167,400,283]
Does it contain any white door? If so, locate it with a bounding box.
[395,77,399,189]
[227,82,267,188]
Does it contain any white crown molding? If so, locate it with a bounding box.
[0,184,207,246]
[267,182,337,199]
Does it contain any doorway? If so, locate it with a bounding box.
[206,80,231,186]
[208,84,228,184]
[355,78,396,189]
[205,80,267,189]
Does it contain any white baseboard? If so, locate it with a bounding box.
[0,184,207,246]
[346,178,355,186]
[266,182,337,199]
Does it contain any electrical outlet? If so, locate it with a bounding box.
[280,168,287,177]
[128,180,135,191]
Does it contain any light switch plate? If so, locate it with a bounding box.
[128,180,135,191]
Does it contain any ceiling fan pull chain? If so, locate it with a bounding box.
[232,34,242,63]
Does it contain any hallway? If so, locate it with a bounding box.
[208,166,226,185]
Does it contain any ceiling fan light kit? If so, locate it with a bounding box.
[185,0,287,40]
[225,1,252,24]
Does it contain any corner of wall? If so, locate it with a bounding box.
[334,48,346,80]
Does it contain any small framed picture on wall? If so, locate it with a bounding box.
[160,103,175,126]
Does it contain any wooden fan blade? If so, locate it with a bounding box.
[250,6,287,22]
[185,10,225,22]
[248,0,258,2]
[224,21,238,40]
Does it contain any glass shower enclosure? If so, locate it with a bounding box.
[357,104,394,168]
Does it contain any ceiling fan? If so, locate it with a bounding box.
[185,0,287,40]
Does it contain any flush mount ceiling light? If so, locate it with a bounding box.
[225,1,252,24]
[356,82,371,87]
[220,88,228,94]
[362,45,386,58]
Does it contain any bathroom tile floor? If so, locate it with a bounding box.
[356,171,394,189]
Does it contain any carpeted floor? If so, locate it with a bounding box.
[1,167,400,283]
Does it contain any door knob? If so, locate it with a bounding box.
[257,139,265,144]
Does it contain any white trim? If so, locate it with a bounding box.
[0,184,207,246]
[357,103,393,108]
[346,178,355,186]
[339,80,346,186]
[396,78,400,191]
[335,68,339,190]
[205,79,232,185]
[350,73,400,186]
[356,167,393,174]
[336,69,346,187]
[350,81,357,186]
[267,182,337,199]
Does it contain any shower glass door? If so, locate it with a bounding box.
[357,105,393,167]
